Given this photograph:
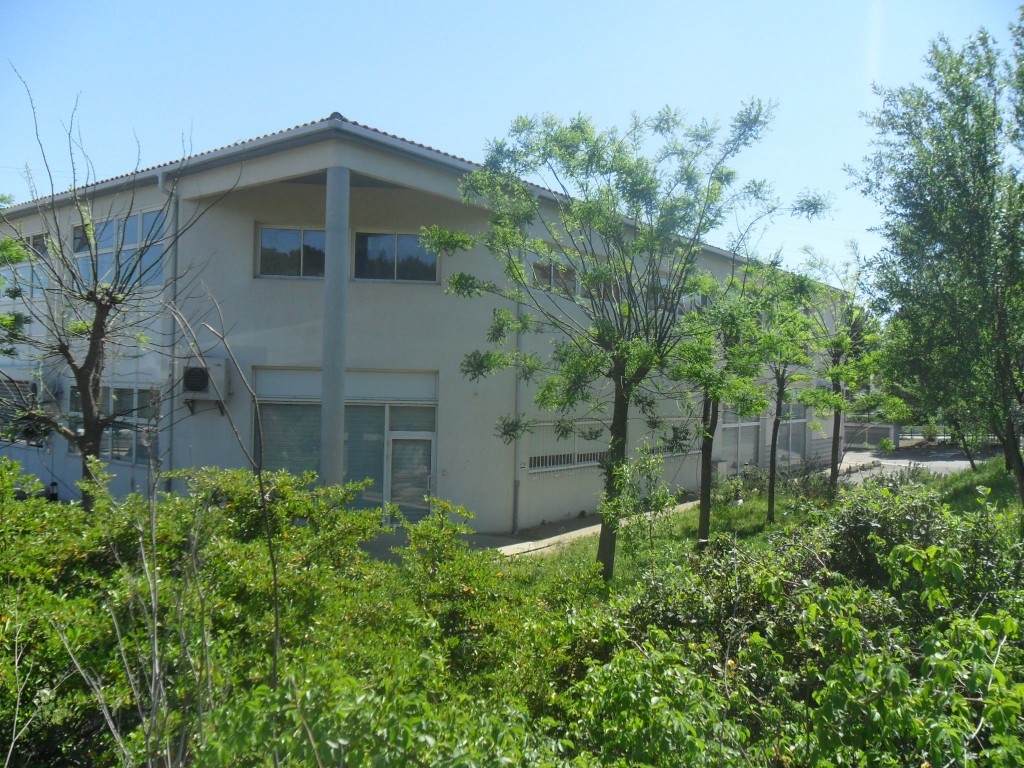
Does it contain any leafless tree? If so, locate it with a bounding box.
[0,81,231,501]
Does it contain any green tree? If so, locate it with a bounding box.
[752,261,814,523]
[800,255,879,494]
[427,108,824,579]
[854,20,1024,501]
[879,312,989,468]
[674,268,767,545]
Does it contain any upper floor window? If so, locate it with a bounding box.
[72,211,165,286]
[0,233,48,301]
[354,233,436,282]
[533,261,577,295]
[259,227,325,277]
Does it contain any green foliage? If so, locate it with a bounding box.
[4,456,1024,766]
[858,20,1024,498]
[430,108,822,579]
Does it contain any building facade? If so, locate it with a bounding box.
[0,115,838,532]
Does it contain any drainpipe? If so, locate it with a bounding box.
[511,304,522,533]
[158,171,179,486]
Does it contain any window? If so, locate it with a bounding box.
[67,385,159,464]
[259,227,325,277]
[720,408,760,472]
[0,234,49,302]
[72,211,165,286]
[0,379,43,444]
[344,404,435,519]
[533,261,577,295]
[776,403,807,468]
[253,400,436,520]
[528,422,608,472]
[255,401,322,474]
[354,233,436,282]
[645,417,695,456]
[679,293,709,314]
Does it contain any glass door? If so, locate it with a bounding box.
[389,437,433,521]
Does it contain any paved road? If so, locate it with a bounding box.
[843,444,995,481]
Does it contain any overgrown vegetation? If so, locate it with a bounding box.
[2,455,1022,766]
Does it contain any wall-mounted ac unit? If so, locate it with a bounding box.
[179,358,229,402]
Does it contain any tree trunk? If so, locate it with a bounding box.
[829,376,842,496]
[1003,416,1024,506]
[697,394,720,550]
[768,386,784,525]
[596,378,630,582]
[78,419,103,511]
[948,418,977,471]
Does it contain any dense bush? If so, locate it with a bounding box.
[2,457,1022,765]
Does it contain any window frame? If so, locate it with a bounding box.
[71,210,166,287]
[251,398,438,516]
[532,259,578,296]
[527,421,609,473]
[256,225,326,279]
[353,231,438,283]
[66,384,159,465]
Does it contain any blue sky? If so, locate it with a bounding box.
[1,0,1018,267]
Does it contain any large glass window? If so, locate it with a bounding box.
[259,227,325,277]
[253,400,436,519]
[256,402,322,474]
[67,385,159,464]
[345,404,436,519]
[71,211,165,286]
[354,233,436,282]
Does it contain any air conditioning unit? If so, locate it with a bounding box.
[179,358,229,402]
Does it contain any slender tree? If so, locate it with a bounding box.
[428,108,824,579]
[674,268,767,546]
[752,262,814,523]
[800,255,878,494]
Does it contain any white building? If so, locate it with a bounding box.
[0,114,836,532]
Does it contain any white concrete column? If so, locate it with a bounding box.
[320,166,350,486]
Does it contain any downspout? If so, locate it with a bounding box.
[158,171,179,487]
[512,305,522,534]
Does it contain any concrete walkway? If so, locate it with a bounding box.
[475,443,993,557]
[361,443,991,561]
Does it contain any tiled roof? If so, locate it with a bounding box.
[10,113,481,209]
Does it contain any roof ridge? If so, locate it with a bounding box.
[8,113,480,208]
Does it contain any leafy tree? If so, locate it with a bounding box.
[751,261,815,523]
[674,268,767,545]
[853,20,1024,500]
[879,312,990,468]
[427,107,824,579]
[800,254,879,494]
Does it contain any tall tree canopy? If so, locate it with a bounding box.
[428,107,824,579]
[854,18,1024,500]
